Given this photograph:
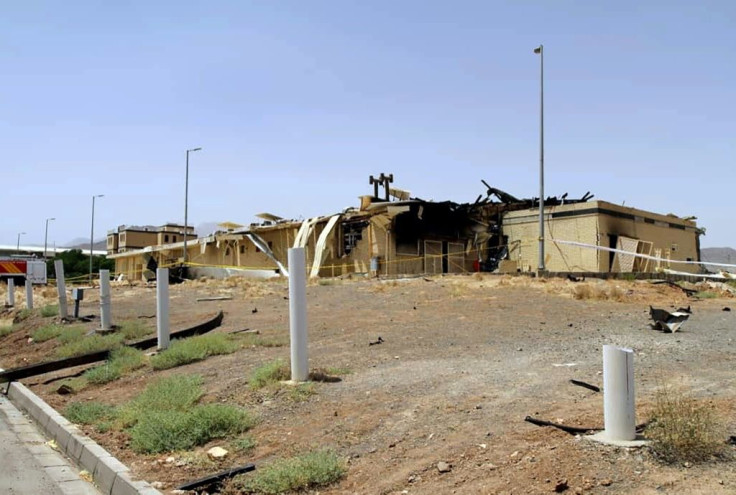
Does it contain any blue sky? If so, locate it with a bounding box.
[2,1,734,248]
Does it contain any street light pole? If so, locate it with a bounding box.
[534,44,545,273]
[44,217,56,260]
[183,147,202,266]
[90,195,104,283]
[16,232,26,253]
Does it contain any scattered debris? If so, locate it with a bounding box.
[675,305,692,314]
[176,463,256,492]
[251,307,258,314]
[196,296,233,302]
[649,306,690,333]
[524,416,601,435]
[600,478,613,487]
[369,336,384,346]
[229,328,258,335]
[437,461,452,473]
[569,379,600,393]
[552,363,577,367]
[728,436,736,445]
[724,307,731,312]
[554,479,569,492]
[207,446,229,460]
[567,275,585,283]
[79,470,93,483]
[56,384,74,395]
[651,280,697,297]
[137,314,156,319]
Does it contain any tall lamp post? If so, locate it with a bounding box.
[90,194,104,283]
[183,147,202,265]
[534,44,545,273]
[44,217,56,260]
[16,232,26,253]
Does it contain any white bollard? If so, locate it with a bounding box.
[99,269,112,332]
[54,260,68,319]
[25,279,33,310]
[603,345,636,441]
[288,247,309,382]
[156,268,170,350]
[7,278,15,307]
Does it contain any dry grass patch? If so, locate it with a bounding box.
[571,282,627,302]
[646,386,728,464]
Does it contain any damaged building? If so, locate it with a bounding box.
[107,175,702,280]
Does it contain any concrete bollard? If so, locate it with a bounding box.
[7,278,15,307]
[25,279,33,310]
[288,248,309,382]
[602,345,636,441]
[54,260,68,319]
[99,269,112,332]
[156,268,170,350]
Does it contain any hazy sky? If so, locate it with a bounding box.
[2,1,734,248]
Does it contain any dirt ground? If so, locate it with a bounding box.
[1,274,735,495]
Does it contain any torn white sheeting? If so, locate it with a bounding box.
[245,233,289,277]
[293,217,319,248]
[310,215,341,278]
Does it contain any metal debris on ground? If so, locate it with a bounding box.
[649,306,690,333]
[176,463,256,492]
[369,336,384,346]
[196,296,233,302]
[569,379,600,393]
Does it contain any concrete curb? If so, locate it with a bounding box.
[7,382,162,495]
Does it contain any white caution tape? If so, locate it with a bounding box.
[552,239,736,269]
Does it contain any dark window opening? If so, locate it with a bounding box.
[342,220,369,256]
[173,236,177,243]
[164,234,169,243]
[240,245,245,254]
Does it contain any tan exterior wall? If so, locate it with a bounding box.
[503,201,700,273]
[118,231,158,252]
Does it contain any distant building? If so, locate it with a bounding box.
[107,177,702,280]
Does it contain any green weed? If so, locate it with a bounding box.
[65,402,117,425]
[249,359,289,390]
[32,324,64,343]
[119,320,154,341]
[56,333,124,358]
[228,449,345,494]
[57,326,87,345]
[150,334,238,370]
[84,347,146,385]
[40,304,58,318]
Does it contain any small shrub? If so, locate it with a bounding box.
[40,304,58,318]
[84,363,122,384]
[58,377,88,393]
[695,291,718,299]
[230,449,345,494]
[56,333,124,358]
[0,325,17,338]
[83,347,145,385]
[150,334,238,370]
[288,382,316,402]
[646,386,727,464]
[127,396,255,453]
[119,320,153,341]
[119,374,205,426]
[65,402,117,425]
[249,359,289,390]
[32,324,64,343]
[16,308,34,321]
[58,326,87,345]
[231,435,256,453]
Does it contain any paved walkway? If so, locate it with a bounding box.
[0,391,99,495]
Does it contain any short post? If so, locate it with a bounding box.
[99,269,112,332]
[25,278,33,310]
[156,268,170,350]
[54,260,68,319]
[288,247,309,382]
[7,278,15,307]
[602,345,636,441]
